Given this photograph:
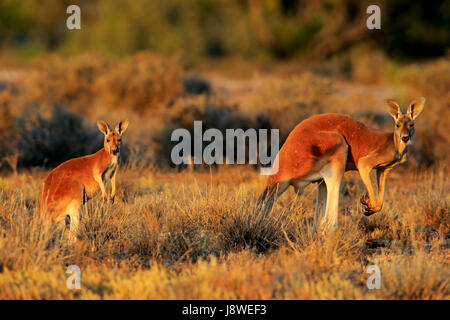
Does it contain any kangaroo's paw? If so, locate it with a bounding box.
[360,194,382,216]
[360,193,370,206]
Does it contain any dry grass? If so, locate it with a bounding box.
[0,54,448,299]
[0,165,448,299]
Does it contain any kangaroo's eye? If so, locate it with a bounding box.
[410,123,414,127]
[396,124,400,128]
[118,139,122,142]
[107,139,110,143]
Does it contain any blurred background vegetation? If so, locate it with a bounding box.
[0,0,448,63]
[0,0,448,171]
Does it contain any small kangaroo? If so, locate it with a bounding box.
[256,98,425,232]
[39,119,129,243]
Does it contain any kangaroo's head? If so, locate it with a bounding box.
[386,97,425,157]
[97,119,129,156]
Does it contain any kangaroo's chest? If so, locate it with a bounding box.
[376,151,407,170]
[101,158,118,184]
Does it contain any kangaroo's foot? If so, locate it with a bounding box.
[360,194,382,216]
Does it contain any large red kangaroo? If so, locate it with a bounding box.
[257,98,425,232]
[39,119,129,242]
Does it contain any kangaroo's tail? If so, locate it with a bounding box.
[253,184,280,223]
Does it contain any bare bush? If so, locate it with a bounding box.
[95,52,183,115]
[0,92,17,158]
[28,54,110,113]
[399,59,450,167]
[15,106,102,169]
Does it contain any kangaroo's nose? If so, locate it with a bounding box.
[401,136,410,143]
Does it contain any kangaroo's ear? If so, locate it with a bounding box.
[386,99,401,120]
[407,97,425,120]
[115,119,129,135]
[97,120,110,135]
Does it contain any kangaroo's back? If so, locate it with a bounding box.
[39,155,91,220]
[289,114,381,169]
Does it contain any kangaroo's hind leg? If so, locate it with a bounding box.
[53,182,83,245]
[61,199,81,245]
[321,136,348,231]
[313,180,327,233]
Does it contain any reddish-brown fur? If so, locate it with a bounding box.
[267,114,393,186]
[39,148,113,220]
[257,98,425,231]
[38,119,129,242]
